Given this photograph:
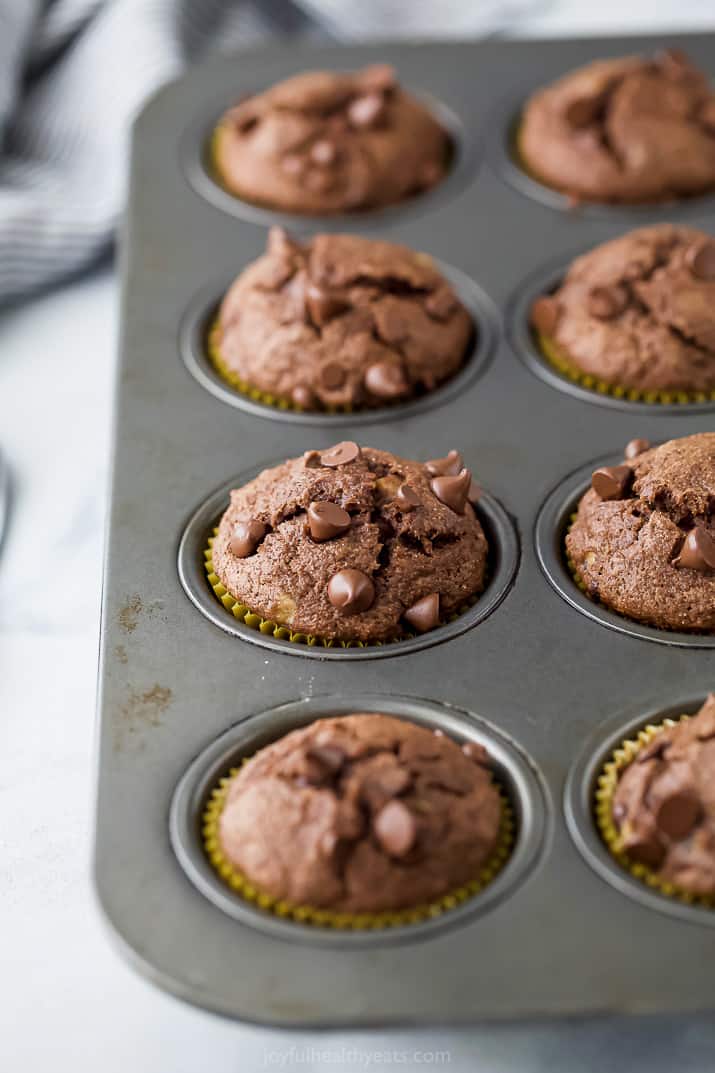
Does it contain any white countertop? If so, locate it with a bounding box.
[3,11,715,1071]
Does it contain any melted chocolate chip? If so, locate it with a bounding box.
[674,526,715,572]
[229,518,266,558]
[624,438,651,460]
[347,92,386,129]
[307,744,345,775]
[462,741,489,766]
[327,568,375,614]
[654,787,702,839]
[291,384,317,410]
[306,283,349,326]
[307,501,351,542]
[685,239,715,281]
[424,286,458,321]
[587,284,630,320]
[591,464,632,501]
[404,593,440,633]
[430,468,471,513]
[320,441,361,467]
[320,362,347,389]
[425,450,463,477]
[373,800,417,858]
[364,360,409,399]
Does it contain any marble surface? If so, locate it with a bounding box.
[3,11,715,1071]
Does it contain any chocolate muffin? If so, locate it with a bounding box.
[217,713,503,913]
[530,225,715,396]
[212,64,450,214]
[566,433,715,632]
[611,694,715,897]
[213,228,473,411]
[211,443,487,643]
[519,50,715,204]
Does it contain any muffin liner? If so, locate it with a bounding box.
[536,331,715,407]
[203,756,516,930]
[204,529,481,649]
[595,716,715,910]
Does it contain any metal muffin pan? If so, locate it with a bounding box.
[95,35,715,1026]
[179,259,500,425]
[170,694,548,947]
[177,467,519,658]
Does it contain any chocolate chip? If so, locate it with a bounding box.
[467,479,481,506]
[404,593,440,633]
[674,525,715,572]
[637,737,670,764]
[430,469,471,513]
[310,139,337,166]
[591,464,632,501]
[373,800,417,858]
[685,239,715,281]
[621,828,665,869]
[319,362,347,389]
[307,501,351,542]
[425,450,463,477]
[327,568,375,614]
[358,64,397,93]
[228,518,266,558]
[462,741,489,766]
[529,295,560,337]
[307,744,345,775]
[424,286,458,321]
[267,226,299,259]
[364,361,409,400]
[291,384,317,410]
[320,441,361,467]
[587,284,630,320]
[376,306,408,344]
[362,766,412,809]
[347,92,385,129]
[306,283,349,326]
[395,484,421,511]
[564,95,602,128]
[624,438,651,460]
[654,787,702,839]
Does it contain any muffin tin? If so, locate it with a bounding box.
[95,35,715,1026]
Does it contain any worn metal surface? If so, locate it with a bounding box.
[95,34,715,1026]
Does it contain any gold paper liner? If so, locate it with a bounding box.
[203,756,516,929]
[204,529,480,649]
[596,716,715,910]
[535,332,715,407]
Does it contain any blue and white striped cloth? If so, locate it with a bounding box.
[0,0,539,305]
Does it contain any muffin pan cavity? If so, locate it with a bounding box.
[509,258,715,414]
[180,261,500,425]
[170,694,548,947]
[565,697,715,926]
[535,455,715,649]
[177,466,519,658]
[180,89,478,231]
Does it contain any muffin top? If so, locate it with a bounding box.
[216,228,473,411]
[612,694,715,896]
[519,50,715,203]
[211,444,487,643]
[530,225,715,394]
[566,433,715,632]
[213,64,450,213]
[218,713,502,913]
